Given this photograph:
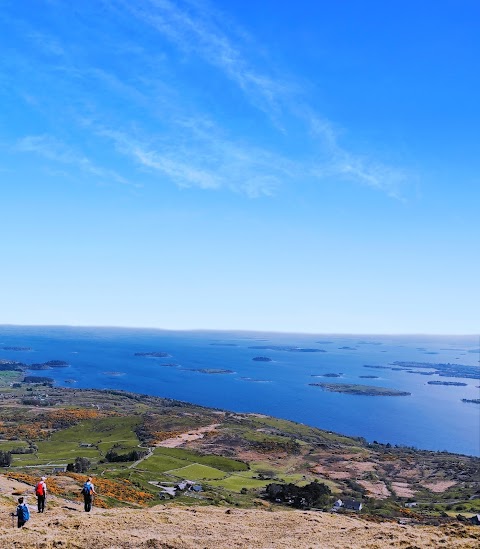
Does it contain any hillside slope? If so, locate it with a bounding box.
[0,477,479,549]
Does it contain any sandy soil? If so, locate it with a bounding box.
[391,482,416,498]
[1,502,479,549]
[312,458,376,478]
[327,471,351,480]
[0,476,478,548]
[156,424,221,448]
[357,481,391,499]
[396,468,419,480]
[421,481,457,493]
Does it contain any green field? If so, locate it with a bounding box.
[152,447,248,472]
[165,463,228,480]
[0,371,22,387]
[136,454,190,474]
[0,441,30,452]
[209,475,270,491]
[9,416,142,467]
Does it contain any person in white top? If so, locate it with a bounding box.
[35,476,47,513]
[81,477,96,512]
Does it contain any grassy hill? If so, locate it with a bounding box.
[0,382,479,525]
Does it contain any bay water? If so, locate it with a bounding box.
[1,326,478,456]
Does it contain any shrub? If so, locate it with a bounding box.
[0,451,12,467]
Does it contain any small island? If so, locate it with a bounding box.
[309,382,411,397]
[190,368,234,374]
[44,360,69,367]
[248,345,326,353]
[252,356,272,362]
[29,360,69,369]
[359,375,379,379]
[462,398,480,404]
[311,373,342,378]
[2,346,32,351]
[134,352,170,357]
[240,377,271,383]
[427,381,468,386]
[289,348,326,353]
[338,346,357,351]
[390,361,480,380]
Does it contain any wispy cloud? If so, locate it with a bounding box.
[117,0,291,123]
[15,135,133,186]
[115,0,409,197]
[305,111,408,198]
[5,0,410,199]
[95,122,294,197]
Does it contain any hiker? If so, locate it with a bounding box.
[12,497,30,528]
[35,476,47,513]
[81,477,96,512]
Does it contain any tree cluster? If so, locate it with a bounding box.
[66,457,91,473]
[104,449,147,463]
[265,481,331,509]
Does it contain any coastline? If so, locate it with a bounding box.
[0,326,479,456]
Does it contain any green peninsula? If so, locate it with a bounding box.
[309,382,411,396]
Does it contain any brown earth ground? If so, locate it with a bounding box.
[156,424,221,448]
[0,477,478,549]
[421,481,457,493]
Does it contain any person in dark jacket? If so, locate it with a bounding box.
[81,477,96,512]
[12,497,30,528]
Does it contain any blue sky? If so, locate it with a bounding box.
[1,0,479,334]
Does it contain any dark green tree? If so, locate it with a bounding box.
[0,451,12,467]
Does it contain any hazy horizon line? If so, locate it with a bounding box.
[1,323,478,338]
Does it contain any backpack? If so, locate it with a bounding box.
[35,482,45,496]
[82,482,92,496]
[17,504,30,522]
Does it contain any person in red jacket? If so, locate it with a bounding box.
[35,476,47,513]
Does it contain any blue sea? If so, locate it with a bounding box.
[1,326,479,456]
